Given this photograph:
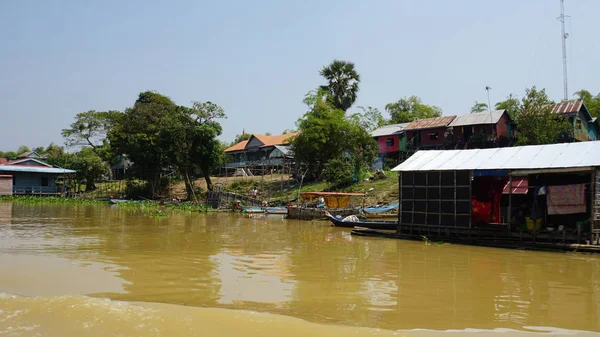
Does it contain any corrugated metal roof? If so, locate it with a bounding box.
[0,166,75,174]
[392,141,600,172]
[371,123,410,137]
[403,116,456,131]
[448,110,507,127]
[551,100,583,115]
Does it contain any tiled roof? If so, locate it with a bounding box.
[403,116,456,131]
[224,140,249,152]
[254,132,299,148]
[448,110,507,127]
[224,132,300,153]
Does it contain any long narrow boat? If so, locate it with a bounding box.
[360,203,399,219]
[325,212,397,230]
[265,206,287,215]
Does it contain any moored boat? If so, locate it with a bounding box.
[325,212,397,230]
[360,203,399,219]
[265,206,287,215]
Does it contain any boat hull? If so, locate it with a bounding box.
[325,213,397,230]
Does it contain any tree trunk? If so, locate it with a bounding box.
[200,165,214,191]
[180,168,195,201]
[85,177,96,192]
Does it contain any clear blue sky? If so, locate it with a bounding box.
[1,0,599,151]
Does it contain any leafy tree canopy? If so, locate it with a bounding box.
[319,60,360,112]
[515,87,571,146]
[574,89,600,118]
[351,106,385,132]
[470,101,488,113]
[385,96,442,124]
[495,94,521,120]
[291,90,378,184]
[108,92,225,199]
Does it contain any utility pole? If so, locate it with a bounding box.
[558,0,569,101]
[486,86,492,123]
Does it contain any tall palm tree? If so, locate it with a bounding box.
[319,60,360,112]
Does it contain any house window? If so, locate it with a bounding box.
[428,132,439,140]
[576,118,582,130]
[385,138,394,147]
[41,177,49,187]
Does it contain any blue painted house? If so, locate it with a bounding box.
[0,157,75,195]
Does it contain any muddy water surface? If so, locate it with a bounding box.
[0,203,599,336]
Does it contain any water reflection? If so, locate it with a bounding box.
[0,203,600,332]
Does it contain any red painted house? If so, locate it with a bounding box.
[448,109,513,148]
[404,116,456,149]
[371,123,410,154]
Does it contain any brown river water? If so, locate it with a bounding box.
[0,202,599,336]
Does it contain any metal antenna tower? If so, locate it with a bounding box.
[558,0,569,101]
[485,86,492,123]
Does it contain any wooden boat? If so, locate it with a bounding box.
[325,212,397,230]
[360,203,399,219]
[242,207,264,214]
[265,207,287,215]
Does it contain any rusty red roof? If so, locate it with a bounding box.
[551,100,583,115]
[403,116,456,131]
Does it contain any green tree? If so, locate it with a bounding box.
[1,151,17,160]
[515,87,571,146]
[495,94,521,119]
[351,106,385,132]
[62,110,119,160]
[292,90,378,183]
[232,133,251,145]
[319,60,360,112]
[70,148,108,191]
[109,92,226,199]
[385,96,442,123]
[108,92,178,197]
[17,145,30,156]
[171,101,226,197]
[574,89,600,118]
[470,101,488,113]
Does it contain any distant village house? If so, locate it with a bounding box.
[224,132,299,175]
[447,109,513,149]
[0,152,75,196]
[371,123,409,170]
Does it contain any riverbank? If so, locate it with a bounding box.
[170,171,399,206]
[0,195,218,216]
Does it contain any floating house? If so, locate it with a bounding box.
[354,141,600,252]
[403,116,456,150]
[371,123,410,170]
[447,109,513,148]
[224,133,299,171]
[0,157,75,195]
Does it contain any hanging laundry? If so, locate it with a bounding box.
[547,184,586,215]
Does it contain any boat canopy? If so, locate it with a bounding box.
[300,192,365,209]
[362,203,399,214]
